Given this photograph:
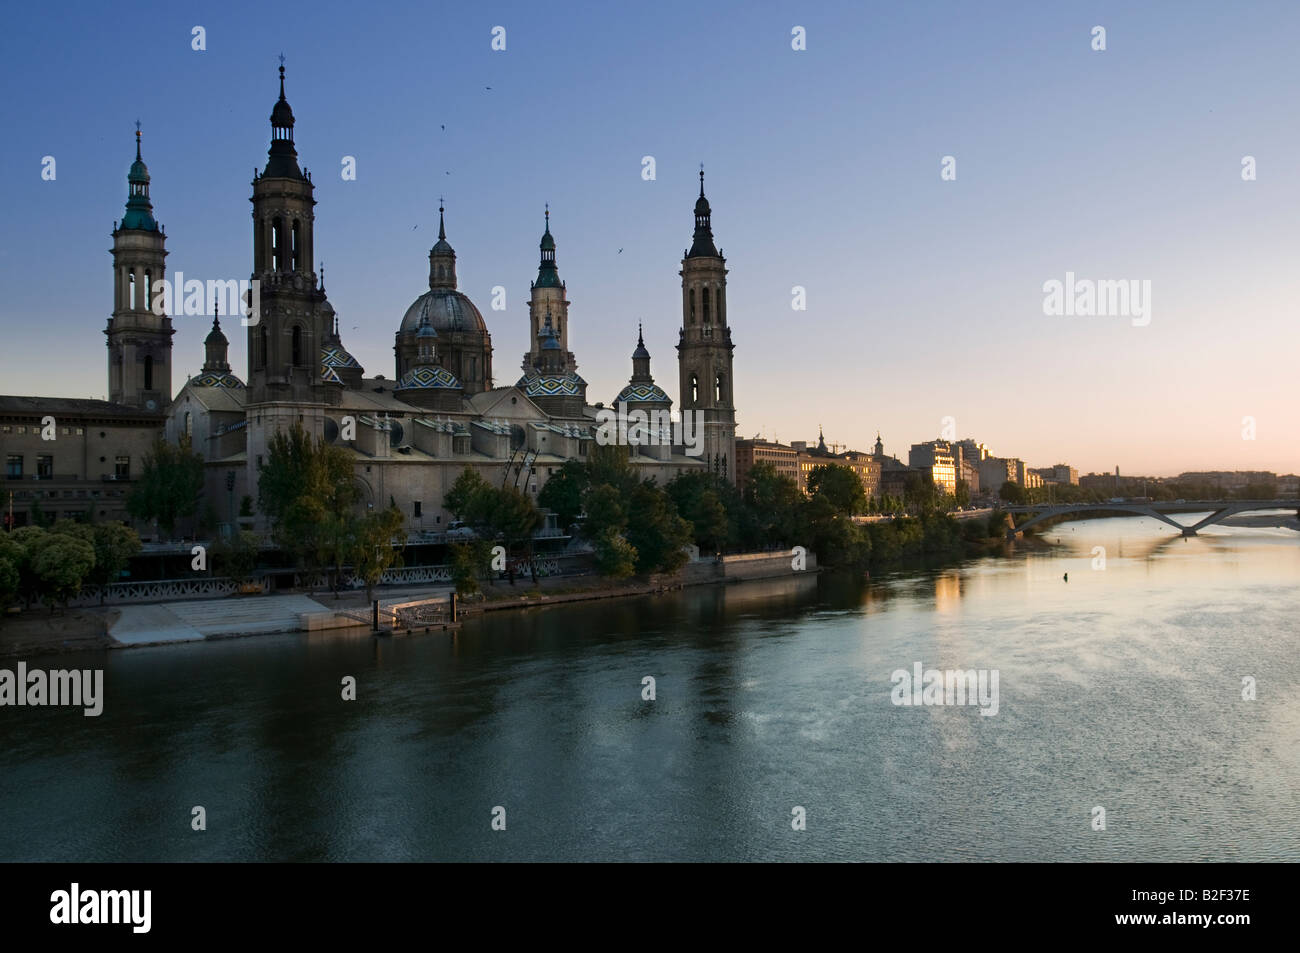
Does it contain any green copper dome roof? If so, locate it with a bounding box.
[119,129,159,232]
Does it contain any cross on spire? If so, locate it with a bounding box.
[699,163,705,195]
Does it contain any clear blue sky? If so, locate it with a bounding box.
[2,0,1297,476]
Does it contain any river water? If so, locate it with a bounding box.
[2,514,1297,861]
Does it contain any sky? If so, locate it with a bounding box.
[1,0,1297,477]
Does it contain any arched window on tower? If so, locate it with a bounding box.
[291,221,300,272]
[291,326,303,366]
[702,287,711,324]
[143,271,152,313]
[144,355,154,391]
[715,373,725,403]
[271,218,283,273]
[690,374,698,404]
[689,289,696,324]
[258,327,268,369]
[128,271,137,310]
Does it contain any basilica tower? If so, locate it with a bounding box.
[106,127,173,411]
[523,206,575,373]
[676,170,736,482]
[245,63,342,409]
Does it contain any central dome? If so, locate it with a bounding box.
[400,288,487,334]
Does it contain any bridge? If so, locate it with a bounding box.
[1000,499,1300,539]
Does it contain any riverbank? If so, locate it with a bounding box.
[0,552,815,656]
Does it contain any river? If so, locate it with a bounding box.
[2,513,1297,861]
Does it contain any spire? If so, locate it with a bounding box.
[120,124,158,232]
[631,322,652,381]
[264,57,302,178]
[203,293,230,372]
[687,165,718,258]
[428,199,457,290]
[535,203,561,287]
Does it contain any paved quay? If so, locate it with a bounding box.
[108,594,335,646]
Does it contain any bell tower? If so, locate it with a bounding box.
[246,60,332,408]
[524,205,575,372]
[676,169,736,482]
[106,124,173,411]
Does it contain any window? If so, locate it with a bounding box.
[702,287,711,323]
[689,289,696,324]
[291,220,301,272]
[1,426,9,434]
[413,501,422,518]
[256,455,264,470]
[184,412,192,437]
[37,455,53,480]
[144,355,154,391]
[690,375,698,403]
[258,327,268,369]
[291,326,303,366]
[5,455,20,478]
[715,374,725,403]
[115,456,130,480]
[17,426,25,435]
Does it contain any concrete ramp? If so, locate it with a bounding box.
[109,594,332,646]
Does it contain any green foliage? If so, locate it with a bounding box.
[212,530,260,584]
[808,464,867,516]
[351,504,407,600]
[999,480,1028,505]
[127,435,205,539]
[30,532,96,610]
[88,523,142,593]
[592,527,637,579]
[0,535,21,607]
[444,467,494,526]
[449,540,491,596]
[626,482,692,574]
[258,423,360,588]
[665,472,729,550]
[239,495,255,518]
[537,460,588,531]
[744,461,806,547]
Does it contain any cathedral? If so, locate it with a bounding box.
[150,66,739,536]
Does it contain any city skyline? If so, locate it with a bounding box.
[2,1,1297,476]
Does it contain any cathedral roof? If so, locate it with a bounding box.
[615,381,671,404]
[516,372,585,398]
[321,343,361,369]
[400,288,488,334]
[190,371,245,389]
[395,365,462,391]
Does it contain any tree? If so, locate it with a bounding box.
[444,467,494,528]
[744,461,806,546]
[954,481,971,508]
[582,484,628,540]
[666,472,728,551]
[807,464,867,516]
[592,527,637,579]
[485,488,542,583]
[30,532,96,611]
[449,539,491,596]
[88,523,142,600]
[212,530,260,584]
[351,504,407,601]
[625,482,692,574]
[127,435,205,539]
[999,480,1027,505]
[537,460,588,532]
[0,534,21,608]
[258,424,360,588]
[585,443,638,496]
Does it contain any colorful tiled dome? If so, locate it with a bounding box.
[396,365,461,390]
[518,373,584,398]
[615,381,669,404]
[190,371,245,389]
